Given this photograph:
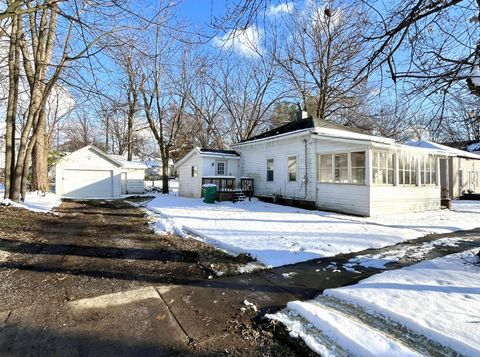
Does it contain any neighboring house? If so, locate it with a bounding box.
[144,158,175,178]
[177,114,448,216]
[176,148,240,198]
[407,141,480,199]
[55,146,146,199]
[442,139,480,155]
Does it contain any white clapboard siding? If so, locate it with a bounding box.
[237,133,311,199]
[122,168,145,194]
[370,185,440,216]
[316,184,370,216]
[178,153,203,198]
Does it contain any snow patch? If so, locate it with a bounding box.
[0,186,61,213]
[146,194,480,267]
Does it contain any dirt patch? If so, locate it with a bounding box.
[0,200,305,356]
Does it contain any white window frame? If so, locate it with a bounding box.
[287,155,298,182]
[317,151,366,185]
[216,161,226,176]
[372,151,394,185]
[191,165,198,177]
[399,155,417,186]
[266,158,274,182]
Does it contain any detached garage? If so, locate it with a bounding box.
[55,146,145,199]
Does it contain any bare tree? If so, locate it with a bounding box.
[139,24,190,194]
[269,1,370,123]
[208,54,284,142]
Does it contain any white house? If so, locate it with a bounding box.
[176,148,240,198]
[407,140,480,199]
[144,158,175,178]
[177,115,448,216]
[55,146,146,199]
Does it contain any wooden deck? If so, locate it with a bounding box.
[202,177,254,201]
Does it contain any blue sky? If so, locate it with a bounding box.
[179,0,226,26]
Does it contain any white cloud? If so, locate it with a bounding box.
[267,2,294,16]
[213,26,262,57]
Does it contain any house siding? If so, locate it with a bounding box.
[236,134,311,199]
[178,153,203,198]
[316,184,370,216]
[122,168,145,194]
[370,185,440,216]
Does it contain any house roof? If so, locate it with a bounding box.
[59,146,149,169]
[239,117,372,144]
[176,147,240,167]
[109,154,148,169]
[198,148,240,156]
[407,140,480,159]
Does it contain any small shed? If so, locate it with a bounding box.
[176,148,241,198]
[55,146,146,199]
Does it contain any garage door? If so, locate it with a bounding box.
[62,169,114,199]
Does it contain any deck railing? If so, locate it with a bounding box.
[201,176,255,201]
[240,177,254,197]
[202,176,236,192]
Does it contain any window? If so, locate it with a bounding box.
[287,156,297,181]
[266,159,274,182]
[216,162,225,175]
[399,155,416,185]
[334,153,348,183]
[351,152,366,184]
[318,152,366,184]
[372,151,394,185]
[191,165,198,177]
[421,156,437,185]
[318,154,333,182]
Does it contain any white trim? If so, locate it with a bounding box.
[286,154,298,182]
[266,157,275,182]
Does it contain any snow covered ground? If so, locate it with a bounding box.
[0,184,61,213]
[146,193,480,267]
[269,250,480,356]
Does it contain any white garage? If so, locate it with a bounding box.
[55,145,145,199]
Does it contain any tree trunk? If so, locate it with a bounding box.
[4,11,21,199]
[31,109,49,192]
[161,157,169,194]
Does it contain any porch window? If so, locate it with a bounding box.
[351,152,365,184]
[399,156,416,185]
[288,156,297,181]
[372,151,394,185]
[216,162,225,175]
[318,154,333,182]
[266,159,274,182]
[421,155,437,185]
[191,165,198,177]
[334,153,348,183]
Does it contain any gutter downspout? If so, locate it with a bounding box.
[302,138,308,199]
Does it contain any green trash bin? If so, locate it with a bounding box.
[202,184,217,204]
